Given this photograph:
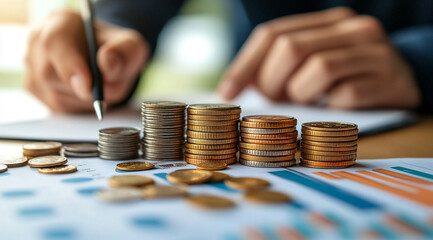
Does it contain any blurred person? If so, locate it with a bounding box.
[24,0,433,113]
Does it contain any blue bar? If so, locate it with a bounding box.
[391,166,433,180]
[269,170,382,210]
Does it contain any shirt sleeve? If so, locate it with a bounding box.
[391,25,433,114]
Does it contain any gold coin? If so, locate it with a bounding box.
[187,124,238,132]
[188,104,240,110]
[187,137,238,145]
[301,139,358,147]
[241,138,297,144]
[187,130,239,139]
[23,149,61,157]
[301,128,358,137]
[196,161,227,171]
[167,169,213,185]
[185,148,237,155]
[240,148,296,156]
[244,190,292,204]
[185,157,237,165]
[187,119,238,126]
[239,142,297,150]
[185,142,238,150]
[185,153,237,160]
[142,185,188,199]
[208,172,231,182]
[240,120,296,129]
[301,143,357,152]
[0,164,7,173]
[0,156,28,167]
[300,153,356,161]
[241,127,296,134]
[302,149,357,156]
[240,153,295,162]
[141,101,187,108]
[38,165,77,174]
[28,155,67,168]
[241,131,298,140]
[301,159,356,167]
[302,122,358,131]
[187,194,235,209]
[301,134,358,142]
[108,175,155,188]
[225,177,270,190]
[23,142,62,152]
[188,114,240,121]
[116,162,155,171]
[242,115,296,123]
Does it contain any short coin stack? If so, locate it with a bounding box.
[98,127,140,160]
[239,116,298,168]
[300,122,358,168]
[185,104,241,165]
[141,101,187,161]
[64,143,98,158]
[22,142,62,159]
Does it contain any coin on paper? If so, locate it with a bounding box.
[244,190,292,204]
[97,188,143,202]
[28,155,67,168]
[0,164,8,173]
[187,194,235,209]
[196,162,227,171]
[208,172,231,182]
[38,165,77,174]
[167,169,213,185]
[142,185,188,199]
[225,177,270,190]
[116,162,155,171]
[0,156,28,167]
[108,175,155,188]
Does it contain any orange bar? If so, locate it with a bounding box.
[308,212,336,228]
[313,172,342,180]
[244,227,270,240]
[332,171,433,206]
[373,169,432,185]
[384,215,423,236]
[277,226,305,240]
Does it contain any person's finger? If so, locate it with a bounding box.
[218,7,355,100]
[286,44,388,103]
[257,15,386,100]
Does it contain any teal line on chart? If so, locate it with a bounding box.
[261,225,280,240]
[291,213,316,238]
[391,166,433,180]
[370,223,398,240]
[396,213,433,238]
[154,172,237,192]
[325,212,353,239]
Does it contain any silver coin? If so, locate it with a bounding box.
[64,143,98,153]
[239,159,296,168]
[240,148,296,156]
[96,188,143,202]
[188,104,240,110]
[64,151,99,158]
[142,101,187,108]
[99,127,140,136]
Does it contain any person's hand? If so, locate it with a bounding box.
[25,10,149,112]
[218,7,421,109]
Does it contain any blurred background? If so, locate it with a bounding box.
[0,0,234,95]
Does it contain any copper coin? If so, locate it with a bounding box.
[241,138,297,144]
[301,143,357,152]
[302,128,359,137]
[239,142,297,150]
[241,131,298,140]
[301,149,357,156]
[185,142,238,150]
[301,139,358,147]
[302,122,358,131]
[300,153,356,161]
[185,157,237,165]
[185,148,238,155]
[301,134,358,142]
[240,153,295,162]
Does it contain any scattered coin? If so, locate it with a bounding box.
[97,188,143,203]
[208,172,231,182]
[225,177,270,190]
[0,156,28,167]
[98,127,140,160]
[187,194,235,209]
[196,161,227,171]
[244,190,292,204]
[23,142,62,159]
[28,155,67,168]
[0,164,8,173]
[38,165,77,174]
[167,169,213,185]
[116,162,155,171]
[142,185,188,199]
[108,175,155,188]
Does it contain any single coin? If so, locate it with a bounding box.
[302,149,357,156]
[241,120,297,129]
[302,122,358,132]
[185,142,238,150]
[185,153,237,160]
[244,190,292,204]
[208,172,231,182]
[97,188,143,202]
[187,119,238,126]
[23,142,62,151]
[301,134,358,142]
[301,143,357,152]
[38,165,77,174]
[187,194,235,209]
[28,155,67,168]
[301,159,356,167]
[142,101,187,108]
[242,115,296,123]
[301,139,358,147]
[239,159,296,168]
[301,128,359,137]
[23,149,61,156]
[188,107,241,116]
[196,161,227,171]
[241,138,297,145]
[185,148,237,155]
[142,185,188,199]
[108,175,155,188]
[240,148,296,157]
[188,114,240,121]
[300,153,356,161]
[0,156,28,167]
[188,103,240,110]
[187,137,239,145]
[185,157,238,165]
[225,177,270,190]
[116,162,155,171]
[0,164,8,173]
[187,124,238,132]
[187,130,239,139]
[241,127,296,134]
[63,143,98,152]
[241,131,298,140]
[239,142,297,151]
[99,127,140,136]
[167,169,213,185]
[239,153,295,162]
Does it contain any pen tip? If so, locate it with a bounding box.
[93,100,104,121]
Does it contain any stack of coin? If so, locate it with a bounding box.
[141,101,186,161]
[239,116,297,168]
[64,143,98,158]
[300,122,358,168]
[185,104,241,165]
[98,127,140,160]
[22,142,62,159]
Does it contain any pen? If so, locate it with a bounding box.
[80,0,104,121]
